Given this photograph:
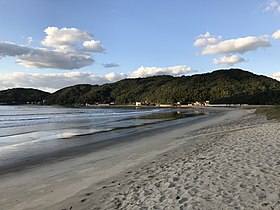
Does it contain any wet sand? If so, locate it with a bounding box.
[1,107,279,209]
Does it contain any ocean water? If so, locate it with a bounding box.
[0,105,204,169]
[0,105,168,148]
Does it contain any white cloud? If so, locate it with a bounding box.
[272,29,280,39]
[0,27,105,70]
[272,71,280,80]
[41,26,92,52]
[17,49,94,69]
[212,55,246,66]
[105,72,126,82]
[193,32,222,47]
[201,35,270,55]
[102,62,120,68]
[0,42,31,57]
[265,0,280,13]
[0,72,109,93]
[83,40,105,52]
[0,65,194,92]
[129,65,193,78]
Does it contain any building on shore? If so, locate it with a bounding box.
[135,102,142,107]
[158,104,172,107]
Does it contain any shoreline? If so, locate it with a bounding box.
[1,107,276,209]
[0,108,207,175]
[0,106,217,176]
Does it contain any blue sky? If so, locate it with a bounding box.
[0,0,280,92]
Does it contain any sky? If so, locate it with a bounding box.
[1,0,280,92]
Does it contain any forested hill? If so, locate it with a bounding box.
[1,69,280,105]
[46,69,280,105]
[0,88,50,105]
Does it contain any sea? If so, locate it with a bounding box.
[0,105,201,168]
[0,105,167,146]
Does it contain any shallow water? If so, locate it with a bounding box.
[0,105,206,171]
[0,106,169,147]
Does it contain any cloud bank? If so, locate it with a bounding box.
[104,72,126,82]
[0,42,31,57]
[212,55,246,66]
[0,72,110,93]
[194,32,271,66]
[0,65,194,92]
[272,71,280,81]
[201,35,270,55]
[17,49,94,69]
[272,29,280,39]
[0,27,105,69]
[129,65,193,78]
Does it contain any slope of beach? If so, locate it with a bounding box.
[0,107,279,209]
[72,109,279,210]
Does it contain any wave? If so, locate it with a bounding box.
[0,107,163,129]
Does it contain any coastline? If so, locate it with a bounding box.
[1,107,279,209]
[0,107,205,174]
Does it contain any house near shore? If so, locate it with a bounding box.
[193,101,203,106]
[158,104,172,107]
[181,101,210,107]
[97,103,110,107]
[85,103,110,107]
[135,102,142,107]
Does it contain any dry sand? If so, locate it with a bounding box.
[0,108,280,210]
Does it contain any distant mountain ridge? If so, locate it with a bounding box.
[1,69,280,105]
[0,88,50,105]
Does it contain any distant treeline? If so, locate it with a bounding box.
[1,69,280,105]
[0,88,50,105]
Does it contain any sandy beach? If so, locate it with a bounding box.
[0,107,280,210]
